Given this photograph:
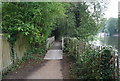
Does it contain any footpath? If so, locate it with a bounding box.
[3,41,63,79]
[26,41,63,79]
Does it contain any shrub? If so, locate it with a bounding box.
[64,37,116,79]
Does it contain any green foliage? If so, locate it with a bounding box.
[54,9,76,38]
[5,47,45,75]
[2,2,67,63]
[72,3,101,40]
[64,38,78,62]
[99,18,107,33]
[2,2,66,45]
[105,18,118,35]
[118,17,120,35]
[53,2,102,40]
[71,47,100,79]
[71,47,114,79]
[22,49,44,61]
[64,38,115,79]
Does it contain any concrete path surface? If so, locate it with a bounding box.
[26,60,63,79]
[3,41,63,79]
[26,41,63,79]
[44,50,63,60]
[52,42,61,49]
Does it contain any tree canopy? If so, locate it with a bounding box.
[53,2,106,40]
[2,2,108,43]
[2,2,66,45]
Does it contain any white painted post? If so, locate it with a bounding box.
[46,36,55,50]
[46,39,49,50]
[62,37,64,50]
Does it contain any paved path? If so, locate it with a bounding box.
[44,50,63,60]
[44,41,63,60]
[26,60,63,79]
[3,41,63,79]
[26,41,63,79]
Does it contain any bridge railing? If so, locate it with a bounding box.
[46,36,55,50]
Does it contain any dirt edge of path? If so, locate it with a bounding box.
[3,54,47,79]
[61,53,71,79]
[3,51,71,79]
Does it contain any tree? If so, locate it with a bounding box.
[98,18,107,33]
[53,2,101,40]
[2,2,66,44]
[118,17,120,35]
[2,2,67,62]
[105,18,118,35]
[53,4,76,40]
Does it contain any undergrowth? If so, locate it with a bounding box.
[64,37,118,79]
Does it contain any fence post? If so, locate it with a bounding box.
[0,35,2,81]
[113,52,116,79]
[117,55,119,80]
[62,37,64,50]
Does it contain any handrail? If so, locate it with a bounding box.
[46,36,55,50]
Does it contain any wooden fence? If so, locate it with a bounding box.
[62,37,86,54]
[63,37,119,79]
